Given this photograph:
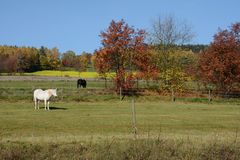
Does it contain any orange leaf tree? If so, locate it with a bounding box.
[199,22,240,93]
[95,19,152,91]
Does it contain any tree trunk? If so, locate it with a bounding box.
[171,88,176,102]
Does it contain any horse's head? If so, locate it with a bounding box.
[51,89,57,97]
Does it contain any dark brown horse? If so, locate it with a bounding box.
[77,79,87,88]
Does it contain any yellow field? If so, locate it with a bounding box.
[25,70,115,79]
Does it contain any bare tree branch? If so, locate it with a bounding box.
[150,15,195,45]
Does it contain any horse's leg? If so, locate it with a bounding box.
[34,98,37,110]
[37,100,40,109]
[44,100,47,110]
[47,101,50,110]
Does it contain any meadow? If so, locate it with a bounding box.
[1,100,240,159]
[1,101,240,142]
[1,79,240,159]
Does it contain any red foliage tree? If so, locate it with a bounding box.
[95,19,152,91]
[199,22,240,92]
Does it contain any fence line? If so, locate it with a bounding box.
[1,77,240,99]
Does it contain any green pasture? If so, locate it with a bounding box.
[1,80,240,159]
[0,80,239,104]
[0,80,163,102]
[0,79,112,89]
[0,80,117,102]
[1,101,240,143]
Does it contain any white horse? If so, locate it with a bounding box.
[33,89,57,110]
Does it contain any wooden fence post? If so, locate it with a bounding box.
[171,88,176,102]
[131,97,137,139]
[119,87,122,101]
[208,89,212,102]
[61,88,64,101]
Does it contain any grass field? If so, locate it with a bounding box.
[1,80,240,159]
[1,100,240,142]
[1,101,240,159]
[0,101,240,141]
[1,80,240,140]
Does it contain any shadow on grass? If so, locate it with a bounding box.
[49,106,68,110]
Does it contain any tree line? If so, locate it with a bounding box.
[0,46,92,73]
[0,44,206,74]
[94,17,240,94]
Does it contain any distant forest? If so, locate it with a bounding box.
[0,46,92,73]
[0,44,207,73]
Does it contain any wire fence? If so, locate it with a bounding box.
[1,76,240,101]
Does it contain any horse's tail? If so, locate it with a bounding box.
[33,90,37,102]
[33,95,36,102]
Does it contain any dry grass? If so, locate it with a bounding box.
[1,138,240,160]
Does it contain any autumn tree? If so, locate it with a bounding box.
[150,15,194,45]
[16,47,40,72]
[150,46,195,93]
[149,15,195,99]
[0,46,18,72]
[74,52,91,72]
[0,45,60,72]
[47,47,61,70]
[5,54,17,72]
[28,47,41,72]
[199,22,240,93]
[39,46,51,70]
[95,19,149,91]
[61,50,77,68]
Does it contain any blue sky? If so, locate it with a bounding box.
[0,0,239,54]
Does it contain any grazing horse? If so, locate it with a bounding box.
[33,89,57,110]
[77,79,87,88]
